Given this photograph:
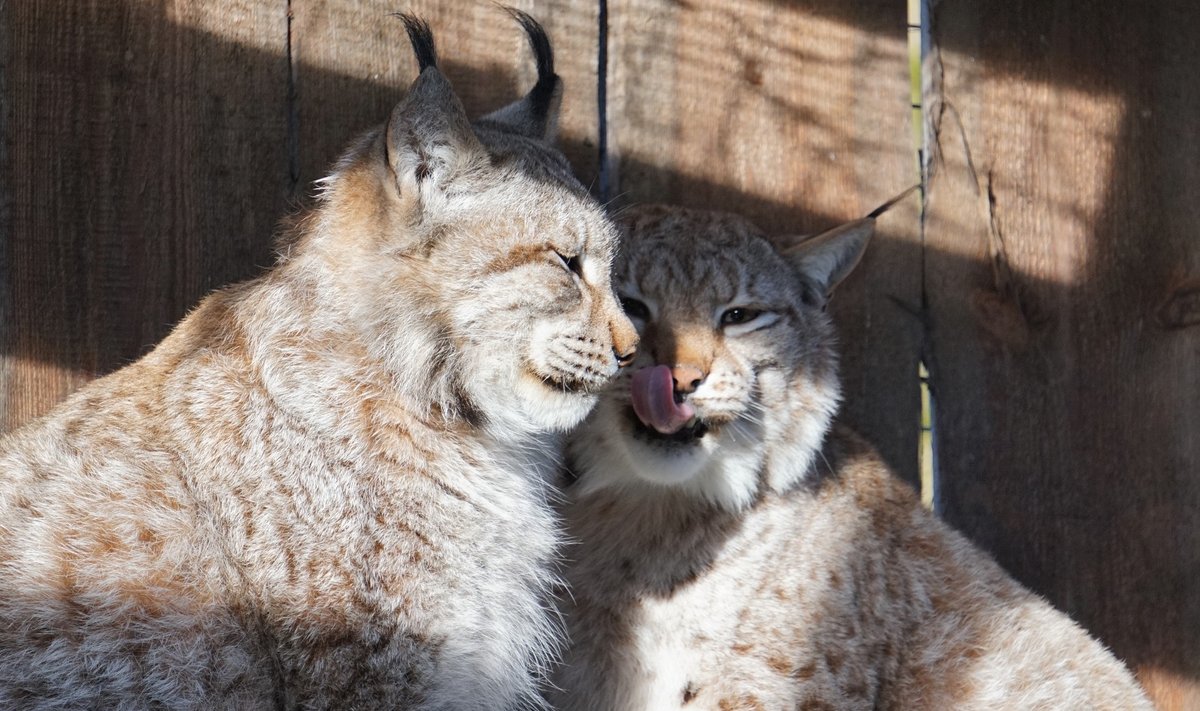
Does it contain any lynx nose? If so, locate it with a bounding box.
[671,364,705,395]
[608,311,639,370]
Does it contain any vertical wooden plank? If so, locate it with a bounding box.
[290,0,600,199]
[0,0,289,431]
[0,0,9,425]
[925,1,1200,707]
[607,0,922,485]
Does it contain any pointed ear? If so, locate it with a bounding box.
[386,15,486,219]
[477,9,563,142]
[781,218,876,303]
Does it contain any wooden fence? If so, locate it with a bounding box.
[1,1,1195,707]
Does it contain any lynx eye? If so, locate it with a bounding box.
[554,251,583,277]
[619,296,650,321]
[720,307,761,326]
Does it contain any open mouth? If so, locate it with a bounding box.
[627,407,709,444]
[626,364,712,444]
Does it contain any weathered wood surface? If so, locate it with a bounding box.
[924,1,1200,707]
[3,1,1196,704]
[606,0,923,485]
[0,0,290,429]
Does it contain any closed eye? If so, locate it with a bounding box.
[555,251,583,277]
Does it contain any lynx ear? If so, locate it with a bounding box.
[476,8,563,142]
[386,15,487,218]
[781,218,875,304]
[782,186,917,303]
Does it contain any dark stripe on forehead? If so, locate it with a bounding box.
[484,243,553,275]
[675,255,732,306]
[744,268,763,300]
[624,238,743,307]
[693,241,743,301]
[633,247,679,298]
[710,261,740,304]
[670,255,699,297]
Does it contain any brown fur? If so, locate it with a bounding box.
[0,15,635,710]
[550,205,1150,710]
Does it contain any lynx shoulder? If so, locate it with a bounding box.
[549,204,1150,710]
[0,12,635,710]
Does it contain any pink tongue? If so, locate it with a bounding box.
[630,365,696,435]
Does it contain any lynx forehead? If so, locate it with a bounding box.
[0,11,633,710]
[552,202,1151,711]
[619,207,803,306]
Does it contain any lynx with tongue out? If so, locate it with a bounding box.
[551,202,1151,711]
[630,365,697,436]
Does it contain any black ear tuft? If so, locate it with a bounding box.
[383,14,485,228]
[394,13,437,72]
[866,184,919,219]
[503,7,558,122]
[477,8,563,141]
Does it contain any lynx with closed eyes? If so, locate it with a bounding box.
[0,12,634,710]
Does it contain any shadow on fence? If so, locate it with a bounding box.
[1,0,1195,702]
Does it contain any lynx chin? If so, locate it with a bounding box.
[548,203,1151,710]
[0,11,636,710]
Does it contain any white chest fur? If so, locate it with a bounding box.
[558,504,795,711]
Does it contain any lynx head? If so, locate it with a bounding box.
[286,12,636,439]
[568,205,876,511]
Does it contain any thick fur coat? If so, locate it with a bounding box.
[549,205,1151,710]
[0,14,636,710]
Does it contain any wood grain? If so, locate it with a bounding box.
[606,0,923,485]
[4,2,1195,700]
[924,2,1200,707]
[0,0,290,430]
[289,0,601,198]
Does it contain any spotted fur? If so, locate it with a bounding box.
[549,205,1150,710]
[0,13,635,710]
